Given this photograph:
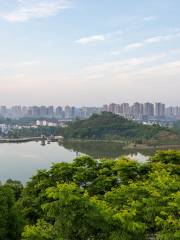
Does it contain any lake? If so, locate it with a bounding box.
[0,141,152,183]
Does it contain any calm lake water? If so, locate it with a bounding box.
[0,141,151,183]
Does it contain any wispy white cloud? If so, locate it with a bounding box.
[75,30,123,45]
[125,33,180,51]
[143,16,157,21]
[75,35,106,45]
[124,42,144,51]
[144,35,174,44]
[0,0,71,22]
[112,32,180,55]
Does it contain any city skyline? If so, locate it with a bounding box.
[0,0,180,105]
[1,100,180,108]
[1,101,180,121]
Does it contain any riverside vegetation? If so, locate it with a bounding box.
[3,112,180,147]
[0,150,179,240]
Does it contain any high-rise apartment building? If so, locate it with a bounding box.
[32,106,40,117]
[143,103,154,117]
[22,106,28,116]
[109,103,117,114]
[121,103,130,115]
[102,104,108,112]
[47,106,54,117]
[132,102,144,119]
[56,106,63,118]
[155,103,165,118]
[65,106,72,119]
[40,106,47,117]
[0,106,7,116]
[11,106,22,117]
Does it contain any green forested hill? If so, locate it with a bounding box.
[63,112,179,143]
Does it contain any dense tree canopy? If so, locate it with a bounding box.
[0,150,179,239]
[0,183,24,240]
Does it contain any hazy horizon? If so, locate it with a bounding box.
[0,0,180,105]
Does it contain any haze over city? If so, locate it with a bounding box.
[0,0,180,105]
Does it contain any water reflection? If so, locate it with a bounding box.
[61,141,154,159]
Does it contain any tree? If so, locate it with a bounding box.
[0,186,23,240]
[22,219,55,240]
[20,151,180,239]
[4,179,23,200]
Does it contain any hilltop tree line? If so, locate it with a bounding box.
[0,150,179,239]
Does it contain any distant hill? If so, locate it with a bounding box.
[63,112,180,144]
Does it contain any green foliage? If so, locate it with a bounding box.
[0,185,24,240]
[4,179,23,200]
[22,219,55,240]
[42,183,113,240]
[0,150,179,239]
[19,170,51,223]
[20,150,179,240]
[151,150,180,164]
[113,157,150,183]
[62,112,178,143]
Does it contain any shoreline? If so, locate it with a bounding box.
[0,137,180,150]
[63,139,180,150]
[0,137,45,143]
[0,136,63,143]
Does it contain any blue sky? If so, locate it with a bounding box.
[0,0,180,106]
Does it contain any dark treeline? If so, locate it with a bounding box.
[0,150,179,239]
[6,126,64,139]
[0,117,37,126]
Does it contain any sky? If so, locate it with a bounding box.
[0,0,180,106]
